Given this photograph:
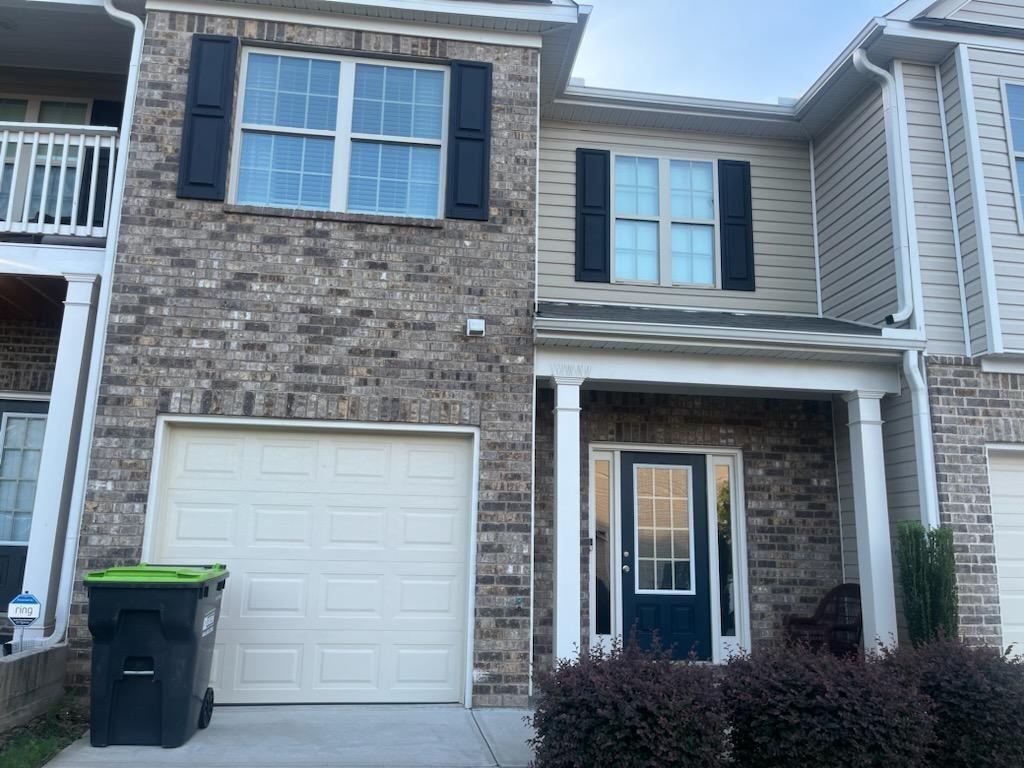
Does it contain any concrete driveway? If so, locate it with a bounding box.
[49,705,534,768]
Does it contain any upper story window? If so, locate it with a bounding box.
[1005,83,1024,225]
[613,154,717,286]
[233,50,447,218]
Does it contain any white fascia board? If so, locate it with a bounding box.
[308,0,581,24]
[883,18,1024,53]
[535,347,902,395]
[0,244,106,278]
[534,317,924,357]
[145,0,549,47]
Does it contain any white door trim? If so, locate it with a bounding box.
[587,441,750,663]
[142,414,481,708]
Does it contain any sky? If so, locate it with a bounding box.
[571,0,899,104]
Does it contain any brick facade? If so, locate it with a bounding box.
[0,320,59,394]
[70,11,538,706]
[926,355,1019,646]
[532,389,845,672]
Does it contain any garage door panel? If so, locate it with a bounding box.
[152,425,472,704]
[988,452,1024,651]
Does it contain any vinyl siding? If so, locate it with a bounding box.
[940,52,989,352]
[537,121,819,313]
[950,0,1024,27]
[903,61,968,356]
[0,66,126,101]
[968,46,1024,351]
[814,86,899,325]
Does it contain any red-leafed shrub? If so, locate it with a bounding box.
[528,640,729,768]
[883,638,1024,768]
[721,643,933,768]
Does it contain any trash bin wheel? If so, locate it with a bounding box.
[198,687,214,729]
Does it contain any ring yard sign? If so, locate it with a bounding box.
[8,593,41,628]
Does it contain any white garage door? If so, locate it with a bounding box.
[988,451,1024,650]
[150,424,473,704]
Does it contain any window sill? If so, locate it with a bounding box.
[223,204,445,229]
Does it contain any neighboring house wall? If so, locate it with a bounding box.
[940,51,988,353]
[537,121,819,314]
[927,356,1017,647]
[0,321,59,394]
[533,389,843,672]
[968,46,1024,351]
[903,61,969,356]
[814,85,899,325]
[70,11,538,707]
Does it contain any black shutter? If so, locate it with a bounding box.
[718,159,755,291]
[575,148,611,283]
[177,34,238,201]
[445,61,491,221]
[76,100,124,228]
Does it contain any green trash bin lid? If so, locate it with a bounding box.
[84,563,227,585]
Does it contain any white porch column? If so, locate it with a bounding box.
[22,273,98,637]
[553,374,585,661]
[843,391,899,649]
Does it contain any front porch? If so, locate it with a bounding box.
[533,344,906,666]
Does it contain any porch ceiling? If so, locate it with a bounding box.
[0,1,133,75]
[0,275,65,323]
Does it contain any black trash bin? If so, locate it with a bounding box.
[85,563,229,748]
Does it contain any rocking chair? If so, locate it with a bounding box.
[784,583,863,657]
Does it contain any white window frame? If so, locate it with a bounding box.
[229,47,449,218]
[1000,80,1024,235]
[588,444,750,663]
[610,152,720,289]
[0,411,47,548]
[0,95,93,126]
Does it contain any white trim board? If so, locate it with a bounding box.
[141,413,481,708]
[587,443,750,663]
[956,43,1004,353]
[536,348,902,396]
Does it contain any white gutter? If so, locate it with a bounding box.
[852,49,916,328]
[903,350,941,528]
[35,0,143,650]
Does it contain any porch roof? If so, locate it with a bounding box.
[534,301,920,365]
[537,302,883,336]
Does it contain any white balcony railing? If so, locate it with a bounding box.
[0,122,119,239]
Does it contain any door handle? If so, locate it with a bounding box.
[623,551,630,558]
[622,565,630,573]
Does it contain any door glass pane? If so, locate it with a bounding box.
[716,463,736,637]
[635,466,692,592]
[593,458,612,636]
[0,415,46,543]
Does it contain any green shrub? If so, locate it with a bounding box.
[721,643,933,768]
[896,522,958,645]
[529,640,729,768]
[884,638,1024,768]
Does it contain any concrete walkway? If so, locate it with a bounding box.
[48,705,535,768]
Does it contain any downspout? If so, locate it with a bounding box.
[34,0,143,650]
[852,50,915,327]
[903,350,941,529]
[853,50,940,530]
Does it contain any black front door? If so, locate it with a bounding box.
[620,452,711,659]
